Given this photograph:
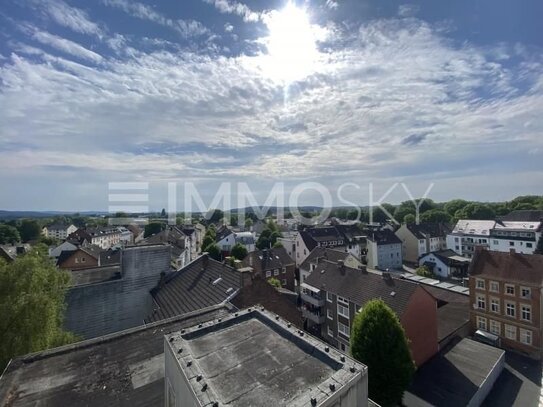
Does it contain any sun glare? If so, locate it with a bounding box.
[260,2,321,83]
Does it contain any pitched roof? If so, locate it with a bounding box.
[420,249,471,266]
[56,245,102,266]
[146,254,241,322]
[298,226,344,251]
[304,261,422,316]
[499,210,543,222]
[299,246,351,271]
[469,250,543,286]
[452,220,495,235]
[335,224,364,242]
[241,247,294,272]
[139,226,187,252]
[45,222,73,231]
[366,229,402,245]
[406,223,451,239]
[215,225,233,242]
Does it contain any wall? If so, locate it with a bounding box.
[64,245,171,339]
[401,286,439,366]
[376,243,402,269]
[59,249,99,270]
[395,225,422,264]
[164,338,198,407]
[419,253,450,278]
[489,236,538,254]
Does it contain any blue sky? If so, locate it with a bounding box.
[0,0,542,211]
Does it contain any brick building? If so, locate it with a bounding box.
[469,248,543,359]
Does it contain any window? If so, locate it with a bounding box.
[476,295,486,310]
[327,326,334,337]
[327,309,333,320]
[476,279,485,290]
[505,324,516,340]
[338,303,349,318]
[489,320,500,335]
[489,281,499,293]
[505,284,515,295]
[521,287,531,299]
[337,296,349,305]
[509,241,515,246]
[81,257,86,262]
[282,267,286,274]
[521,305,531,322]
[281,279,286,286]
[273,269,279,276]
[338,322,350,338]
[527,243,533,248]
[493,240,499,245]
[520,329,532,345]
[265,270,271,278]
[477,316,487,331]
[327,292,333,302]
[506,302,516,318]
[490,298,500,313]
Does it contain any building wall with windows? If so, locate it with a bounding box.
[469,275,542,359]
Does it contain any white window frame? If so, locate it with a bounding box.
[505,284,515,296]
[265,270,271,278]
[326,292,333,303]
[505,301,516,318]
[476,278,485,290]
[489,281,499,293]
[520,329,532,345]
[327,309,333,320]
[489,319,500,336]
[520,287,531,299]
[273,269,279,276]
[337,296,349,305]
[327,326,334,337]
[476,295,486,310]
[338,321,350,338]
[521,304,531,322]
[505,324,516,340]
[337,303,349,319]
[476,316,487,331]
[490,297,500,313]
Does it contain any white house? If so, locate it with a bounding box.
[419,249,471,279]
[234,231,256,253]
[395,223,450,264]
[489,220,541,254]
[295,227,345,267]
[446,220,495,258]
[49,241,77,258]
[366,230,403,270]
[42,223,77,240]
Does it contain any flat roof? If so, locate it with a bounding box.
[0,305,233,407]
[406,338,504,406]
[166,308,367,406]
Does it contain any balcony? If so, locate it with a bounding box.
[301,291,325,307]
[302,308,326,324]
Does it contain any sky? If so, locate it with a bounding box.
[0,0,542,211]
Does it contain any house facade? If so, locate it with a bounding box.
[419,249,471,279]
[299,247,361,286]
[302,260,438,366]
[489,220,542,255]
[295,226,347,267]
[68,227,121,250]
[469,248,543,359]
[242,247,296,291]
[365,229,403,269]
[57,246,101,270]
[395,223,449,264]
[446,220,495,258]
[42,223,77,240]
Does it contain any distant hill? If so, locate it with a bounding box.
[0,210,108,219]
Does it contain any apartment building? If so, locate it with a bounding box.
[469,248,543,359]
[301,260,438,366]
[395,223,450,263]
[365,229,403,269]
[489,220,542,254]
[42,223,77,240]
[446,220,494,258]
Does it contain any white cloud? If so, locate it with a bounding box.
[102,0,210,37]
[325,0,339,10]
[31,29,103,63]
[202,0,262,22]
[224,23,234,32]
[33,0,104,38]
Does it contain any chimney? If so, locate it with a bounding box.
[338,260,345,275]
[202,252,209,270]
[358,264,367,274]
[382,272,391,280]
[509,248,516,255]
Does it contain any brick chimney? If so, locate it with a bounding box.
[509,248,516,255]
[202,252,209,270]
[358,264,367,274]
[338,260,345,275]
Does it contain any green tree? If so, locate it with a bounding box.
[202,235,214,251]
[203,243,221,261]
[350,300,415,406]
[420,209,451,224]
[415,265,434,278]
[0,224,20,244]
[0,248,78,370]
[456,203,496,220]
[403,214,416,224]
[244,218,253,229]
[143,222,164,238]
[206,224,216,240]
[273,241,283,248]
[18,220,41,242]
[444,199,470,217]
[231,243,248,260]
[267,277,281,288]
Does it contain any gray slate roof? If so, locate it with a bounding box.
[406,223,450,239]
[305,261,422,316]
[299,246,351,271]
[146,254,240,322]
[241,246,293,272]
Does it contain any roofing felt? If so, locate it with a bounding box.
[242,246,294,273]
[406,223,451,239]
[165,308,367,407]
[452,220,495,235]
[469,250,543,286]
[304,261,420,316]
[0,306,233,407]
[299,246,352,271]
[407,338,504,407]
[366,229,402,245]
[146,254,241,322]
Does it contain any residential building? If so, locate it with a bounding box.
[164,308,368,407]
[469,248,543,359]
[56,245,102,270]
[395,223,450,263]
[241,247,296,291]
[299,246,361,286]
[234,231,256,252]
[419,249,471,279]
[489,220,542,254]
[42,223,77,240]
[64,244,171,339]
[116,226,134,244]
[49,240,77,258]
[295,226,345,266]
[366,229,403,269]
[446,220,495,258]
[215,226,256,256]
[68,227,121,249]
[0,244,30,263]
[126,224,144,243]
[139,226,191,268]
[276,232,296,261]
[302,261,438,366]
